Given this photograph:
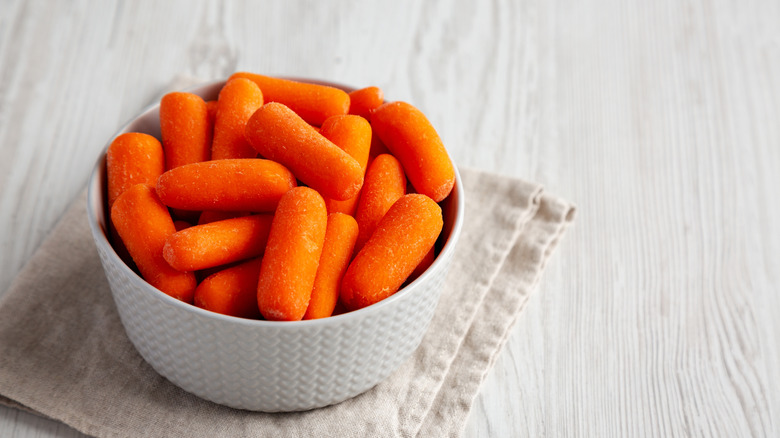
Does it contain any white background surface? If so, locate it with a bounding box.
[1,0,779,436]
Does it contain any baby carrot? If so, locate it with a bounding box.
[106,132,165,208]
[212,78,264,159]
[194,257,263,319]
[353,154,407,253]
[257,187,327,321]
[111,184,196,302]
[163,214,273,271]
[370,101,455,202]
[341,194,442,311]
[106,132,165,265]
[160,92,212,170]
[303,213,359,320]
[230,72,349,126]
[319,115,372,215]
[156,159,296,212]
[159,88,210,223]
[163,98,226,224]
[245,103,363,201]
[348,86,384,119]
[198,210,250,225]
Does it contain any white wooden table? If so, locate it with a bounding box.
[2,1,779,436]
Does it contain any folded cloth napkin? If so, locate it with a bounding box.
[0,165,573,438]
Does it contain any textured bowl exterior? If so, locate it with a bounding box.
[86,80,464,412]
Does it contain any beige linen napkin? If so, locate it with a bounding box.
[0,166,574,438]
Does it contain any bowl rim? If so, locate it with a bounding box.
[86,77,465,329]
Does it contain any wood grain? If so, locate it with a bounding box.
[1,0,779,436]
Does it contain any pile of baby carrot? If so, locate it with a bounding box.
[107,73,455,321]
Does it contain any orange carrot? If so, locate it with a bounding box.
[111,184,196,302]
[163,214,273,271]
[106,132,166,265]
[156,159,296,212]
[319,115,372,215]
[166,96,216,224]
[195,257,263,319]
[341,194,442,311]
[348,86,384,119]
[158,94,213,223]
[257,187,327,321]
[245,103,363,201]
[106,132,165,267]
[303,213,358,320]
[198,210,250,225]
[370,101,455,202]
[212,78,264,159]
[353,154,407,253]
[230,72,349,126]
[106,133,165,208]
[160,92,212,170]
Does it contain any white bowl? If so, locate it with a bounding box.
[86,79,464,412]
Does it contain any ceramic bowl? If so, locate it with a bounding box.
[86,79,464,411]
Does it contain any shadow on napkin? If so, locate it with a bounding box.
[0,167,574,438]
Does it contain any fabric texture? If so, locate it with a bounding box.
[0,166,574,437]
